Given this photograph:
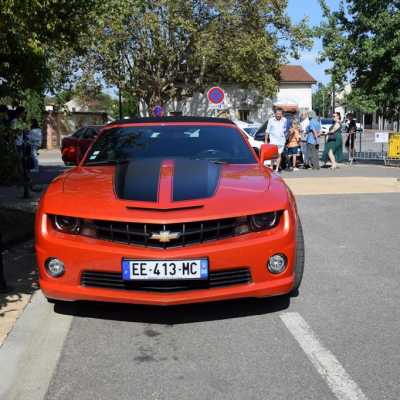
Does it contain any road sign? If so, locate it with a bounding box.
[207,87,225,105]
[375,131,389,143]
[152,105,165,117]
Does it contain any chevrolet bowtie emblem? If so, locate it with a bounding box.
[150,230,181,243]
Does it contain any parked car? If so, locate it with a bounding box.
[320,118,334,135]
[61,125,103,164]
[36,116,304,306]
[233,120,263,152]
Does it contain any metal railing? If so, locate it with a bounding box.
[318,129,399,164]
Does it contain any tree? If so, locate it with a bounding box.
[72,0,312,113]
[0,0,99,99]
[318,0,400,119]
[312,83,332,117]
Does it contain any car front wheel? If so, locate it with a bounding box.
[292,218,305,292]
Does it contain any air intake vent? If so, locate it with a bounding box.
[81,268,251,292]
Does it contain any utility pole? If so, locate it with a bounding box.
[331,78,336,115]
[118,86,123,120]
[322,89,325,118]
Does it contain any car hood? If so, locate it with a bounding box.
[43,159,289,222]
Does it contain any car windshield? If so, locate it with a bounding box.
[243,127,259,137]
[84,125,256,165]
[321,119,334,125]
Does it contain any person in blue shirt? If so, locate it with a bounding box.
[306,111,321,170]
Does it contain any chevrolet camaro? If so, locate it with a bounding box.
[36,117,304,306]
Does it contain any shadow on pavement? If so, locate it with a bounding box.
[0,241,38,319]
[31,165,68,186]
[53,295,290,325]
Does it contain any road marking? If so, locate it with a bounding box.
[280,312,368,400]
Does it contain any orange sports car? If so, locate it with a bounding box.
[36,117,304,306]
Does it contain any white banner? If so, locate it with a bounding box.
[375,132,389,143]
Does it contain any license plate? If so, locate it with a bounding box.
[122,259,209,281]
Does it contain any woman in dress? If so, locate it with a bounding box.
[322,112,343,169]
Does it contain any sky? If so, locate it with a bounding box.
[287,0,340,85]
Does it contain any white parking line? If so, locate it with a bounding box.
[280,312,368,400]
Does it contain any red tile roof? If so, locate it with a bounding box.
[280,65,317,84]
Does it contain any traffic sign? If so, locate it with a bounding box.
[207,87,225,105]
[152,105,165,117]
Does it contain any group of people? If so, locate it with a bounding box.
[265,108,357,172]
[0,105,43,173]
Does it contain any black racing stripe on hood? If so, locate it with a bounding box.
[115,159,161,202]
[173,159,221,202]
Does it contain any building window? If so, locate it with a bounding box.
[238,110,250,121]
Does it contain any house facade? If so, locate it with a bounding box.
[140,65,316,123]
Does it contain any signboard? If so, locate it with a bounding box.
[388,132,400,159]
[207,86,225,109]
[152,105,165,117]
[375,131,389,143]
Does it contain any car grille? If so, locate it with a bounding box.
[81,268,251,292]
[82,217,240,248]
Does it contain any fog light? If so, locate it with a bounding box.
[46,258,65,277]
[268,254,287,274]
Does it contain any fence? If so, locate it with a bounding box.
[319,129,400,166]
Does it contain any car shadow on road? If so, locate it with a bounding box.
[53,295,291,325]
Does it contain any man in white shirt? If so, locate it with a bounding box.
[265,108,286,171]
[300,111,310,167]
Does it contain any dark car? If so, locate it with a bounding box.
[61,125,103,164]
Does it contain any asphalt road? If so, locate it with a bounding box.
[1,190,399,400]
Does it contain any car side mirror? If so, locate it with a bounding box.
[62,146,79,165]
[259,144,279,166]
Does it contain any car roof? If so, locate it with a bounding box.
[107,116,235,126]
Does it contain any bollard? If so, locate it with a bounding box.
[22,151,31,199]
[0,232,8,292]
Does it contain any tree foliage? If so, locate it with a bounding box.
[72,0,312,111]
[312,83,332,117]
[0,0,99,98]
[318,0,400,117]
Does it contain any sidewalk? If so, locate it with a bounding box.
[1,152,64,346]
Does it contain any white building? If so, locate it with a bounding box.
[141,65,316,123]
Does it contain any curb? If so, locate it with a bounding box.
[0,292,73,400]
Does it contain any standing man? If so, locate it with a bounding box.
[265,108,287,172]
[300,111,310,168]
[306,111,321,170]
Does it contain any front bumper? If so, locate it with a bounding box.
[36,211,297,306]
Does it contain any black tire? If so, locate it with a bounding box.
[292,218,305,292]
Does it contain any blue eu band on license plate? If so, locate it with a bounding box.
[122,259,209,281]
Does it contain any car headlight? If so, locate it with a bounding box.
[53,215,81,233]
[249,211,281,231]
